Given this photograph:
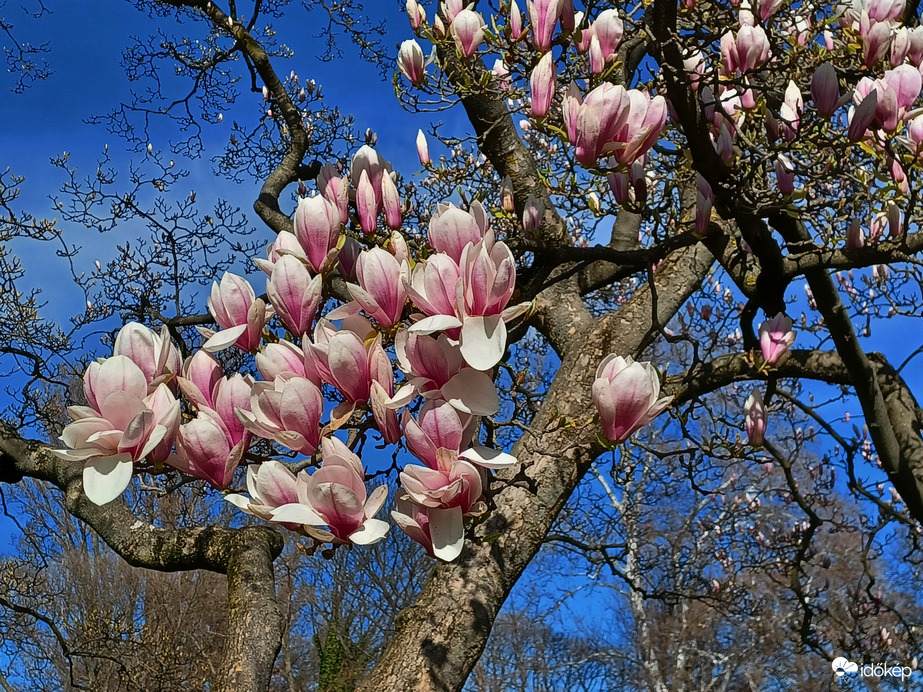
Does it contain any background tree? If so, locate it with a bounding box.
[3,0,923,691]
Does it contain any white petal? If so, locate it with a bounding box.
[385,382,418,409]
[269,502,325,526]
[459,315,506,371]
[440,369,499,416]
[349,518,390,545]
[429,506,465,562]
[460,444,518,469]
[202,324,248,352]
[364,484,389,519]
[409,314,463,334]
[224,493,254,513]
[82,454,134,505]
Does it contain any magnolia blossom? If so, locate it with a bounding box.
[406,0,425,28]
[172,372,253,488]
[719,25,771,75]
[390,331,500,415]
[780,81,803,140]
[202,272,272,353]
[398,39,425,84]
[391,496,441,558]
[530,52,556,118]
[416,129,430,165]
[112,322,181,390]
[407,233,529,371]
[236,375,324,455]
[852,65,923,134]
[695,173,713,235]
[253,230,310,275]
[269,437,390,545]
[528,0,562,52]
[266,254,323,337]
[759,312,796,365]
[563,83,667,167]
[403,400,516,470]
[427,201,488,262]
[347,247,410,328]
[225,460,300,526]
[592,355,672,444]
[451,9,485,57]
[318,163,349,224]
[53,355,180,505]
[294,195,341,273]
[811,63,841,117]
[745,388,767,446]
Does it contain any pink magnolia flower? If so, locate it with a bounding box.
[317,163,349,224]
[54,355,180,505]
[530,52,556,118]
[406,0,426,29]
[848,90,879,141]
[266,254,323,337]
[846,219,866,248]
[402,400,517,470]
[565,83,666,167]
[356,169,379,234]
[775,154,795,195]
[294,194,341,273]
[745,388,766,446]
[380,171,402,230]
[592,355,672,444]
[854,66,922,133]
[303,320,380,408]
[202,272,272,353]
[256,340,308,382]
[510,0,525,39]
[270,436,390,545]
[391,496,441,558]
[225,460,300,524]
[342,247,410,328]
[350,146,393,210]
[236,375,324,455]
[398,39,425,85]
[860,15,892,67]
[400,459,483,513]
[695,173,713,235]
[253,230,310,275]
[780,81,803,140]
[416,129,431,166]
[407,235,529,371]
[759,312,796,365]
[112,322,181,390]
[451,9,485,57]
[398,459,482,561]
[720,25,771,74]
[522,194,544,234]
[174,407,249,489]
[591,9,623,62]
[176,350,224,410]
[528,0,562,53]
[427,201,488,262]
[391,331,500,415]
[361,332,402,444]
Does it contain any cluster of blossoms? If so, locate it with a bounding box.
[53,140,552,562]
[398,0,668,201]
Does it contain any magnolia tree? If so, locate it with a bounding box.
[4,0,923,689]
